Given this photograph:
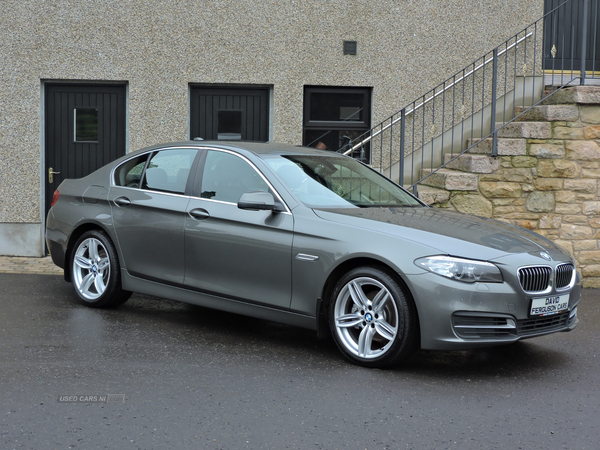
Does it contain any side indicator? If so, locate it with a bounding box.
[296,253,319,262]
[50,189,60,207]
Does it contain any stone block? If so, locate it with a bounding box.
[417,186,450,206]
[582,168,600,178]
[563,215,589,225]
[560,224,593,239]
[443,154,500,174]
[555,203,582,214]
[573,87,600,104]
[580,106,600,124]
[539,214,561,229]
[555,190,576,202]
[528,143,565,159]
[498,139,528,156]
[565,140,600,161]
[564,179,597,193]
[583,125,600,139]
[582,277,600,288]
[491,198,516,206]
[497,122,551,139]
[421,169,478,191]
[537,160,581,178]
[500,168,533,183]
[494,206,517,215]
[503,212,541,220]
[513,220,537,230]
[577,250,600,264]
[589,218,600,228]
[534,178,563,191]
[577,193,597,201]
[479,182,522,198]
[512,156,538,167]
[515,105,579,122]
[583,201,600,215]
[526,191,555,212]
[467,138,527,156]
[542,89,577,105]
[583,265,600,277]
[553,126,585,140]
[450,194,493,217]
[574,240,598,251]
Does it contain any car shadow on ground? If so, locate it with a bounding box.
[111,293,573,378]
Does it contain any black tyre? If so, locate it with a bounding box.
[329,266,418,368]
[71,230,131,308]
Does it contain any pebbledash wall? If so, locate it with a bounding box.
[0,0,542,256]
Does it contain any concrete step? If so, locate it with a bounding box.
[496,121,551,139]
[414,185,450,206]
[466,137,527,156]
[420,168,478,191]
[514,105,578,122]
[443,153,500,173]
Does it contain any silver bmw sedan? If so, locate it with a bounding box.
[46,141,580,368]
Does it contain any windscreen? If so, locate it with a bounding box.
[265,154,423,208]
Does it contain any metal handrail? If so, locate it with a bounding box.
[343,32,534,156]
[341,0,598,194]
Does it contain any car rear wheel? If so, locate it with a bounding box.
[71,230,131,308]
[329,266,418,368]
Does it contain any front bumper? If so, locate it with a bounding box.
[405,271,581,351]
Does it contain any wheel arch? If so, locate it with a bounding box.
[317,257,420,343]
[64,222,114,282]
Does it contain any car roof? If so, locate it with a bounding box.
[130,141,338,159]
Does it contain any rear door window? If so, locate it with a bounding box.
[141,149,198,195]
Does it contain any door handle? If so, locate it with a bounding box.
[189,208,210,220]
[113,196,131,207]
[48,167,60,184]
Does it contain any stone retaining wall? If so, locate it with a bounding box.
[431,86,600,287]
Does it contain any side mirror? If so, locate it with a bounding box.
[238,191,278,211]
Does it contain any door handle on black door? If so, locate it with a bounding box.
[189,208,210,220]
[113,197,131,207]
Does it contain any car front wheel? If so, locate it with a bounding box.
[71,230,131,308]
[329,266,418,368]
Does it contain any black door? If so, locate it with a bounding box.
[44,84,126,220]
[544,0,600,72]
[190,86,269,142]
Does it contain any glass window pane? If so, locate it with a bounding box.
[265,154,420,208]
[218,110,242,140]
[114,154,149,188]
[309,93,364,122]
[201,151,268,203]
[74,108,99,142]
[303,129,370,160]
[142,149,197,194]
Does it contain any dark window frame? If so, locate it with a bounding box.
[303,86,372,161]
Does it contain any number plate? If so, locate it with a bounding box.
[530,294,569,317]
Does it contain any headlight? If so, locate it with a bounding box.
[414,255,503,283]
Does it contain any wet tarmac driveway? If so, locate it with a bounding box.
[1,273,599,449]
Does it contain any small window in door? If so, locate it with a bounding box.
[74,108,99,143]
[142,149,198,194]
[200,150,269,203]
[218,110,243,140]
